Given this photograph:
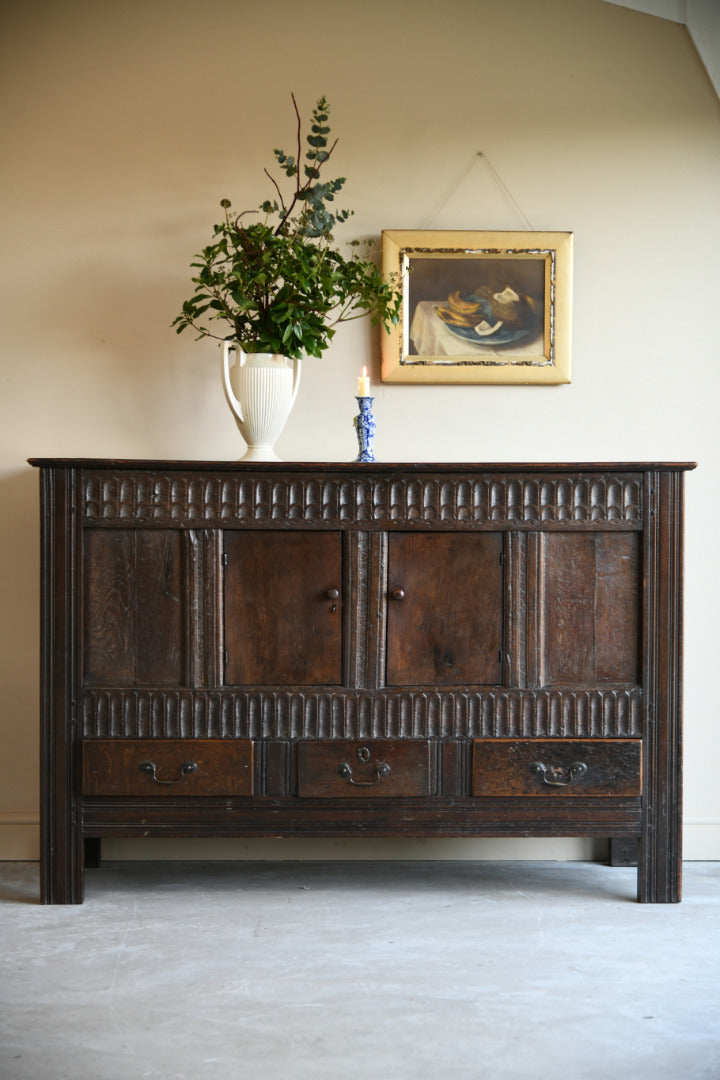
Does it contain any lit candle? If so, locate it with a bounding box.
[357,366,370,396]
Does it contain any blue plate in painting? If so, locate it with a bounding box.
[443,321,533,346]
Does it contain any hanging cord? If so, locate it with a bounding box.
[423,154,481,229]
[423,151,534,231]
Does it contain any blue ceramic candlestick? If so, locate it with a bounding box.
[354,396,376,463]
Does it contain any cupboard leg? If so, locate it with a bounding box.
[40,812,84,904]
[609,837,638,866]
[39,700,85,902]
[637,825,681,903]
[84,838,102,868]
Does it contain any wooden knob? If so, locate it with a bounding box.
[390,587,405,602]
[326,588,340,601]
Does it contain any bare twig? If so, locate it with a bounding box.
[263,169,286,213]
[233,208,257,228]
[293,92,302,198]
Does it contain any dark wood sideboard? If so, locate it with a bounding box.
[30,459,694,903]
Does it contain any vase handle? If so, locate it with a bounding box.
[289,355,302,411]
[222,341,245,425]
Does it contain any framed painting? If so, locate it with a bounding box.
[381,230,573,384]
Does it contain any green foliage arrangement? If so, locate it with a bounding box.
[172,95,402,359]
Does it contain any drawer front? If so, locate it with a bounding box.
[82,739,254,796]
[472,739,642,797]
[298,741,432,798]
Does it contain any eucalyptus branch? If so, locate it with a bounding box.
[272,93,304,235]
[273,95,339,237]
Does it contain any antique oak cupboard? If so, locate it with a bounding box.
[30,459,694,904]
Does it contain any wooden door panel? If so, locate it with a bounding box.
[386,532,503,686]
[83,530,135,684]
[540,534,595,683]
[594,533,641,682]
[135,532,184,684]
[540,532,640,685]
[83,530,183,686]
[224,531,343,685]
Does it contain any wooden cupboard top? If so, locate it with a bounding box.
[28,459,697,473]
[31,460,695,533]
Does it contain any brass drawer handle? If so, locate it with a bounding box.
[138,760,198,785]
[530,760,588,787]
[337,746,391,786]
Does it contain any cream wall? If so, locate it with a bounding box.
[1,0,718,862]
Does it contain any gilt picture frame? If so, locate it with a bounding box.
[381,230,573,384]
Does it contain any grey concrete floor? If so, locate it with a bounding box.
[0,861,718,1080]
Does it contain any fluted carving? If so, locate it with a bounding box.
[83,687,643,740]
[82,470,643,528]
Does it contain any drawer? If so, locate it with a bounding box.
[82,739,254,796]
[298,741,432,798]
[472,739,642,797]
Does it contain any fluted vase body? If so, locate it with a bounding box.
[222,343,302,461]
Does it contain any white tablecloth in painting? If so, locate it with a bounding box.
[409,301,541,359]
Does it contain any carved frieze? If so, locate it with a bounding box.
[83,687,643,741]
[82,470,643,528]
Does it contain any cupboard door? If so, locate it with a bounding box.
[224,531,343,685]
[83,529,183,686]
[386,532,504,686]
[538,532,641,686]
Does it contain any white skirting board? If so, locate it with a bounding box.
[0,817,39,861]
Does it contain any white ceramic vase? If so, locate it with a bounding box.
[222,342,302,462]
